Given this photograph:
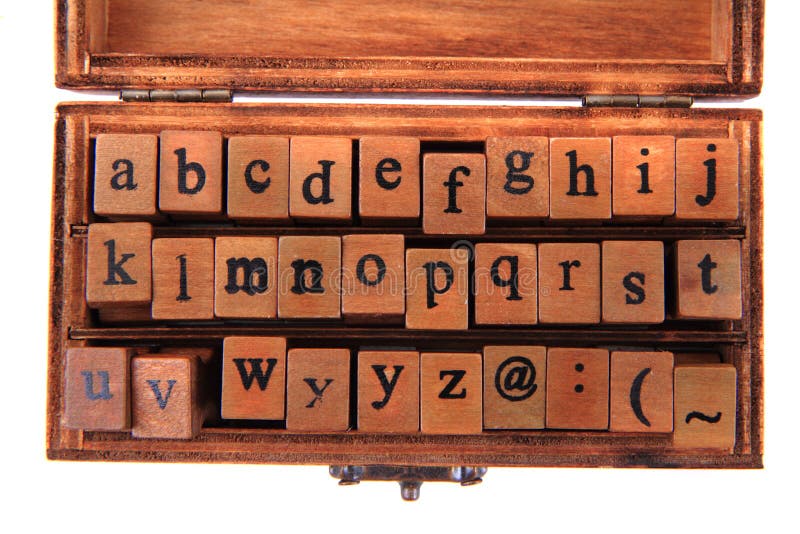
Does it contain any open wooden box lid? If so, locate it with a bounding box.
[57,0,763,97]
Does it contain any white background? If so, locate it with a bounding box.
[0,2,797,532]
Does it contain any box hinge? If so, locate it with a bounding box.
[582,95,693,108]
[120,89,233,103]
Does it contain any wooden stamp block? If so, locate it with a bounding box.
[86,222,153,308]
[549,138,611,220]
[132,354,205,439]
[612,136,675,217]
[483,346,546,429]
[674,364,737,450]
[221,336,287,420]
[405,248,469,330]
[474,243,537,325]
[610,351,673,433]
[93,134,158,218]
[486,137,549,219]
[359,137,420,222]
[64,347,132,430]
[278,236,341,319]
[289,137,352,222]
[342,234,405,322]
[601,240,665,324]
[537,243,600,324]
[422,153,486,235]
[676,139,739,221]
[152,238,214,320]
[420,353,482,434]
[357,351,420,433]
[286,348,350,431]
[227,136,290,222]
[214,237,278,319]
[546,348,609,430]
[159,131,223,216]
[675,240,742,319]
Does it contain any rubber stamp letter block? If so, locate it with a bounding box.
[214,237,277,319]
[610,351,673,433]
[286,348,350,431]
[227,136,290,222]
[278,236,341,319]
[86,222,152,308]
[674,364,737,450]
[537,243,600,324]
[676,139,739,221]
[483,346,546,429]
[357,351,420,433]
[221,337,287,420]
[612,136,675,218]
[342,234,405,323]
[64,347,132,430]
[132,355,204,439]
[423,153,486,235]
[550,138,611,220]
[359,137,420,222]
[602,241,665,324]
[159,131,223,216]
[486,137,549,219]
[474,243,537,325]
[289,137,352,222]
[675,240,742,319]
[94,134,158,218]
[405,248,469,330]
[546,348,609,430]
[420,353,482,434]
[151,238,214,320]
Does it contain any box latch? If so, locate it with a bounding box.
[330,465,487,501]
[583,95,693,108]
[120,89,233,103]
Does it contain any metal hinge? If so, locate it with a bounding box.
[582,95,693,108]
[120,89,233,103]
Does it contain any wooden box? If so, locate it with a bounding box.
[48,0,764,494]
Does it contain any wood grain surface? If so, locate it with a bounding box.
[341,234,405,323]
[486,136,549,220]
[214,237,277,319]
[151,238,214,320]
[423,153,486,235]
[610,351,673,433]
[612,136,676,218]
[359,137,420,222]
[64,347,132,431]
[538,243,600,324]
[93,134,158,218]
[221,336,287,420]
[86,222,153,308]
[674,364,737,450]
[57,1,763,96]
[550,138,611,220]
[226,136,290,222]
[483,346,546,430]
[286,348,351,431]
[47,103,763,468]
[546,348,610,430]
[601,241,665,324]
[420,352,482,434]
[158,131,223,216]
[277,236,341,319]
[357,351,420,433]
[474,243,537,325]
[675,239,742,319]
[131,354,205,439]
